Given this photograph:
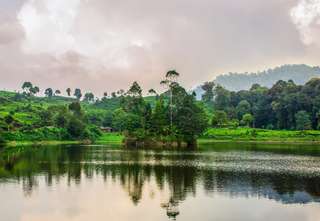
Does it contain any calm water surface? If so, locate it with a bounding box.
[1,143,320,221]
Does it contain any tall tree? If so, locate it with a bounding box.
[201,81,215,103]
[161,70,180,132]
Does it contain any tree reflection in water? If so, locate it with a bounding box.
[1,144,320,219]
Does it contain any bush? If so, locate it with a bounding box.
[82,125,102,141]
[2,127,69,141]
[67,117,86,139]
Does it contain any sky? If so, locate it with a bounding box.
[0,0,320,96]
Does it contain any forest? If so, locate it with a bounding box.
[202,77,320,130]
[1,70,320,147]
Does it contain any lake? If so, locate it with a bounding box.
[1,143,320,221]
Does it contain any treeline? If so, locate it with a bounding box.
[20,81,123,102]
[201,78,320,130]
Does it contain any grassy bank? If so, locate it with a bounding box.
[200,128,320,143]
[95,133,123,144]
[5,140,80,147]
[4,128,320,148]
[2,134,123,147]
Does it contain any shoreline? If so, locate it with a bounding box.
[3,138,320,148]
[198,138,320,145]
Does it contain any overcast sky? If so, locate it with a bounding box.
[0,0,320,96]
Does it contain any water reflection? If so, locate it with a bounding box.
[0,144,320,220]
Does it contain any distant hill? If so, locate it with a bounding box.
[194,64,320,99]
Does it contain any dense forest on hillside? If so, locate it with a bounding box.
[201,78,320,130]
[194,64,320,98]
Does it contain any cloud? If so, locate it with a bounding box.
[291,0,320,46]
[0,0,319,95]
[17,0,80,55]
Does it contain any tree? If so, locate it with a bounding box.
[103,92,108,97]
[151,97,167,136]
[111,92,117,98]
[55,90,61,96]
[45,88,53,98]
[128,81,142,97]
[295,111,311,130]
[214,85,231,110]
[68,102,83,117]
[241,113,254,127]
[74,88,82,100]
[236,100,251,119]
[211,111,228,128]
[30,86,40,96]
[67,117,86,138]
[201,81,215,103]
[22,82,33,95]
[148,89,157,96]
[84,92,95,103]
[161,70,180,132]
[175,94,208,148]
[22,82,39,96]
[112,109,128,132]
[66,88,71,96]
[166,70,180,80]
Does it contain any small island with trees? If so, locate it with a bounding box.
[1,67,320,148]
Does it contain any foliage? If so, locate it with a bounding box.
[203,128,320,141]
[295,111,311,130]
[22,82,40,96]
[211,110,228,128]
[201,81,215,104]
[241,113,254,127]
[117,72,208,147]
[200,78,320,130]
[74,88,82,100]
[45,88,53,98]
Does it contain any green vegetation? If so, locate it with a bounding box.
[2,68,320,148]
[113,71,208,148]
[96,133,123,144]
[201,78,320,130]
[201,128,320,142]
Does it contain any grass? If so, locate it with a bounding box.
[96,133,124,144]
[201,128,320,143]
[5,140,80,147]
